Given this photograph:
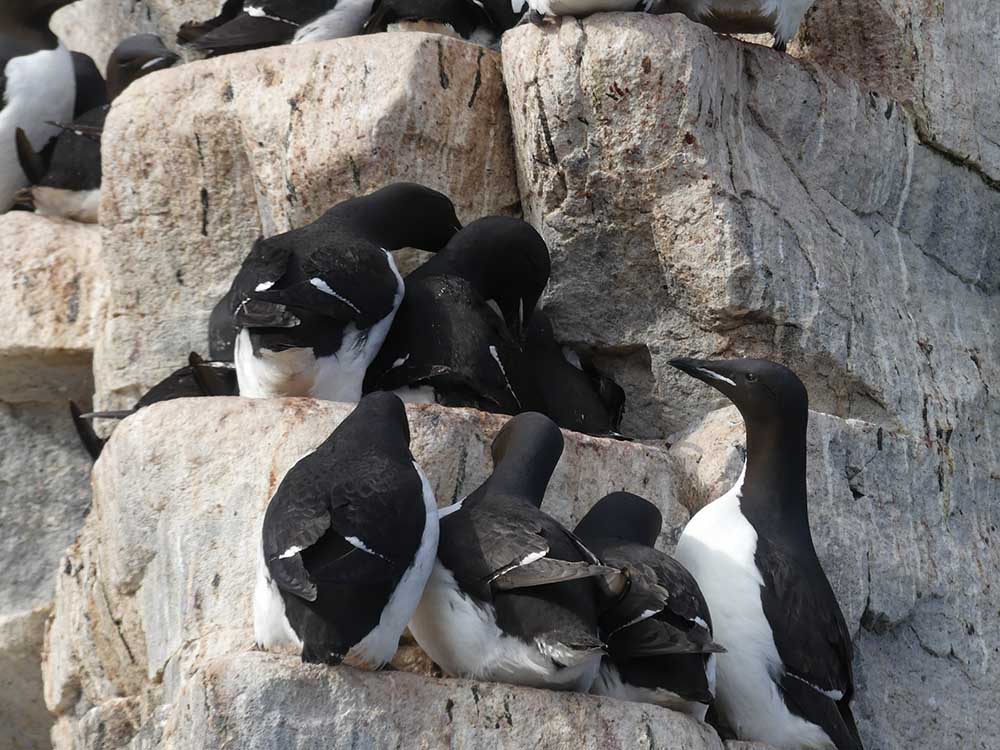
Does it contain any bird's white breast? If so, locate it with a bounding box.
[675,469,834,748]
[409,561,600,692]
[591,659,710,720]
[1,43,75,211]
[347,462,439,668]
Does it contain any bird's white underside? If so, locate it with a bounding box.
[1,43,75,211]
[590,659,711,720]
[675,466,836,749]
[409,560,601,692]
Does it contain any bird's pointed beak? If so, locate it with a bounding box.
[669,357,736,391]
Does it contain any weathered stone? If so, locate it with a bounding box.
[0,213,104,403]
[794,0,1000,184]
[0,403,92,617]
[0,606,52,750]
[503,14,999,445]
[51,1,218,65]
[153,652,724,750]
[670,406,1000,750]
[43,398,685,744]
[95,33,518,413]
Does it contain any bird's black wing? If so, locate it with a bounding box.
[439,499,613,600]
[189,13,296,55]
[599,545,722,658]
[364,275,523,412]
[263,448,425,601]
[757,536,863,750]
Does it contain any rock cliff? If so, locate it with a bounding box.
[0,9,995,750]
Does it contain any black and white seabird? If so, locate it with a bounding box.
[1,0,77,212]
[519,310,626,436]
[15,34,178,222]
[214,183,461,400]
[574,492,723,719]
[364,216,547,409]
[409,412,614,691]
[70,353,237,460]
[254,391,439,667]
[670,357,863,749]
[179,0,375,57]
[104,34,180,101]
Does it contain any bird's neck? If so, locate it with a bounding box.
[739,414,811,538]
[483,454,552,507]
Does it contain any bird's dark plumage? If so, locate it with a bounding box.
[671,357,862,749]
[575,492,721,715]
[410,412,612,690]
[257,392,437,667]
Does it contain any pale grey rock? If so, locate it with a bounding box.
[0,403,92,616]
[503,14,999,445]
[0,213,104,403]
[43,399,686,745]
[51,1,218,65]
[670,406,1000,750]
[156,652,724,750]
[794,0,1000,183]
[94,33,518,413]
[0,607,52,750]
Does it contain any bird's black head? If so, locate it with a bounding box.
[257,227,404,329]
[574,492,663,548]
[351,391,412,446]
[670,357,808,427]
[19,0,76,21]
[335,182,462,253]
[433,216,550,338]
[489,412,564,507]
[106,34,180,101]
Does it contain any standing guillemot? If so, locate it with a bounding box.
[15,34,179,222]
[0,0,76,212]
[69,352,237,460]
[255,392,439,666]
[409,412,615,690]
[209,182,460,362]
[574,492,722,719]
[179,0,374,57]
[670,358,863,749]
[519,310,625,436]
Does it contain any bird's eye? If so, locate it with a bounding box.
[745,373,758,383]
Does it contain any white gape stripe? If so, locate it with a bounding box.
[309,278,362,314]
[696,367,736,386]
[140,57,167,70]
[278,545,303,559]
[254,281,274,292]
